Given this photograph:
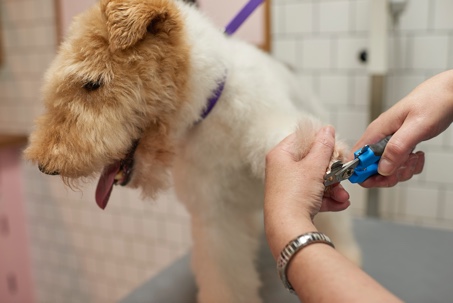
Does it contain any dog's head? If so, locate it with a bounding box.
[25,0,190,208]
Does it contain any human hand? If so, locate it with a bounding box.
[353,70,453,187]
[264,126,350,221]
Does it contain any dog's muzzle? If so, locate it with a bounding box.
[38,164,60,176]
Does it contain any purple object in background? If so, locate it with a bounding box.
[224,0,264,35]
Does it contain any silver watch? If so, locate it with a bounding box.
[277,232,335,294]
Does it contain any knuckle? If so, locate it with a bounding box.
[384,139,411,163]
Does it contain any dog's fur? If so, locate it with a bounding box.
[25,1,361,302]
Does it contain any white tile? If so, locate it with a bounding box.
[272,38,298,68]
[449,35,453,69]
[423,129,447,147]
[284,3,313,34]
[444,125,453,148]
[379,185,404,217]
[336,37,368,70]
[152,192,173,216]
[388,34,409,71]
[31,24,57,47]
[424,151,453,184]
[432,0,453,30]
[335,109,368,142]
[33,0,56,20]
[20,0,37,21]
[153,246,180,269]
[319,1,351,33]
[398,0,430,31]
[402,185,439,219]
[132,241,152,263]
[3,27,18,50]
[353,0,370,32]
[296,73,316,93]
[384,74,425,109]
[318,74,350,106]
[410,35,449,70]
[271,4,284,34]
[141,217,164,241]
[298,38,332,70]
[119,215,139,236]
[352,75,369,107]
[108,237,127,259]
[2,0,22,23]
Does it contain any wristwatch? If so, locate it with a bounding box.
[277,232,335,294]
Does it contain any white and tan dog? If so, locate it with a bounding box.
[25,0,360,302]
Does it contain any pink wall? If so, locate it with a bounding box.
[0,147,35,303]
[197,0,266,46]
[59,0,98,37]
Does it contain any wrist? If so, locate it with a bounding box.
[266,216,318,260]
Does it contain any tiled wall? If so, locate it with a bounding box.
[1,0,453,302]
[272,0,453,230]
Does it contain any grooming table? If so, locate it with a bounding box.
[120,218,453,303]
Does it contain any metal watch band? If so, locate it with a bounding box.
[277,232,335,294]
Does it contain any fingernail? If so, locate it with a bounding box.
[324,125,335,137]
[378,159,394,176]
[334,184,349,200]
[407,155,419,171]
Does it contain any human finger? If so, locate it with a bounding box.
[359,152,424,188]
[266,132,298,165]
[320,197,350,212]
[395,153,420,182]
[413,151,425,174]
[301,125,335,169]
[351,106,406,157]
[324,183,350,203]
[320,184,350,212]
[377,124,427,176]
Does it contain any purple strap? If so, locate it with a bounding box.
[199,0,264,122]
[199,75,226,120]
[224,0,265,35]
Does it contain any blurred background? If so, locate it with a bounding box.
[0,0,453,302]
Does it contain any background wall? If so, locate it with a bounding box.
[0,0,452,302]
[272,0,453,229]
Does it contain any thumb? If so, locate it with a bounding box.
[303,125,336,167]
[378,123,425,176]
[266,132,299,165]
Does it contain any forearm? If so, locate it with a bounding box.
[288,238,402,303]
[267,217,401,303]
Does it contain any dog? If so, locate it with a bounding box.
[25,1,361,302]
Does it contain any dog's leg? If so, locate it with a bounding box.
[190,210,263,303]
[314,212,362,265]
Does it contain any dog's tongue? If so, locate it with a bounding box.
[95,161,121,209]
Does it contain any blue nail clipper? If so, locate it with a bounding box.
[324,136,392,186]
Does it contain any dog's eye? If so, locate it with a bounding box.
[83,81,102,91]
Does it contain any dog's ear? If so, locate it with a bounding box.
[100,0,179,51]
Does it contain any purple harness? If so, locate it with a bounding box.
[199,0,264,121]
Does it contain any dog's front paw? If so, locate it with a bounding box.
[331,139,349,164]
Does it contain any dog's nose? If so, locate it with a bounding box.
[38,164,60,176]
